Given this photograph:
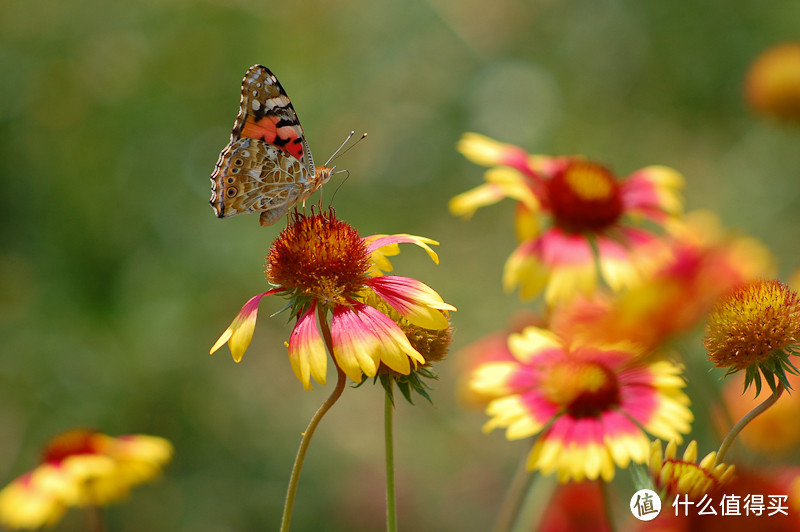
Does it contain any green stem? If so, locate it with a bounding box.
[280,314,347,532]
[598,480,617,532]
[385,384,397,532]
[715,383,784,466]
[491,448,535,532]
[86,505,106,532]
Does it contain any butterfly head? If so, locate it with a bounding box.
[316,165,334,187]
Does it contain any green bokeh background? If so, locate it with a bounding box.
[2,0,799,530]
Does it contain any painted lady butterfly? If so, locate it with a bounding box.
[210,65,332,226]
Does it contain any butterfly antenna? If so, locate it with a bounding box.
[330,169,351,205]
[323,131,368,167]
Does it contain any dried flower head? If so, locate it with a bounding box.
[704,280,800,394]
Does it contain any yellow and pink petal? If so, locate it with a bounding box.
[621,165,684,223]
[483,167,540,212]
[618,361,693,442]
[456,317,543,407]
[210,290,280,363]
[366,275,455,330]
[529,416,623,482]
[483,395,549,439]
[504,229,599,304]
[595,231,650,293]
[363,234,441,274]
[0,469,71,529]
[513,201,541,242]
[101,434,173,487]
[330,305,382,381]
[507,326,565,365]
[471,356,555,403]
[469,362,520,398]
[449,182,509,220]
[503,241,551,301]
[330,304,424,382]
[457,132,536,174]
[288,304,328,390]
[603,412,653,467]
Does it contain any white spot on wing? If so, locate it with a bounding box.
[265,95,291,110]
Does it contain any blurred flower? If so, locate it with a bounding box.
[470,326,692,482]
[538,481,610,532]
[649,439,734,501]
[0,430,172,530]
[551,211,773,353]
[210,209,455,390]
[786,468,800,514]
[453,310,543,408]
[704,280,800,394]
[745,42,800,124]
[639,467,800,532]
[451,133,684,305]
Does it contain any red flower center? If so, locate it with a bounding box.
[542,359,621,418]
[265,209,371,305]
[41,429,99,464]
[547,161,624,233]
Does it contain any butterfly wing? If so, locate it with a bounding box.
[211,137,310,224]
[232,65,315,173]
[210,65,318,225]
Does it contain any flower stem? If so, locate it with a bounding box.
[491,448,535,532]
[385,383,397,532]
[86,505,106,532]
[599,480,617,532]
[715,383,784,466]
[280,315,347,532]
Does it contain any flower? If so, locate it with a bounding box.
[551,211,773,352]
[704,279,800,393]
[366,292,454,403]
[649,439,734,501]
[745,42,800,124]
[210,209,455,390]
[451,133,684,305]
[0,430,172,530]
[786,468,800,514]
[638,468,800,532]
[470,326,692,482]
[454,311,543,408]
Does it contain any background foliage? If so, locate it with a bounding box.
[1,0,799,530]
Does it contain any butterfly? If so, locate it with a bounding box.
[210,65,333,226]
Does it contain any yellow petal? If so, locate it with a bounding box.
[449,183,506,219]
[209,292,272,363]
